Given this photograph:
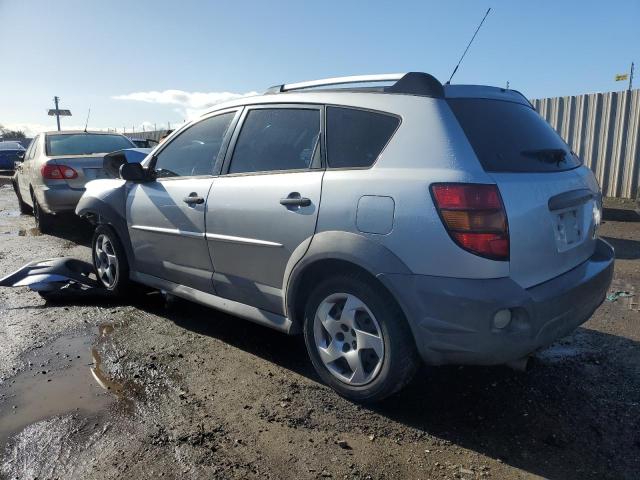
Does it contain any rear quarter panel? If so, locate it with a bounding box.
[316,96,509,279]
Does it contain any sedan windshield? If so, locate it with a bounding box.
[46,134,133,156]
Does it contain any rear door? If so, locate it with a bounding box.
[126,110,239,292]
[17,136,38,198]
[205,105,323,314]
[448,98,601,288]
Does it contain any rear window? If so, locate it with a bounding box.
[326,107,399,168]
[448,98,581,173]
[46,134,133,156]
[0,142,24,150]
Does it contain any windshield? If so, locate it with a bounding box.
[0,142,24,150]
[46,134,134,156]
[448,98,581,173]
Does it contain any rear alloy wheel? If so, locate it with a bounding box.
[31,192,54,233]
[303,273,419,402]
[313,293,385,386]
[92,225,129,295]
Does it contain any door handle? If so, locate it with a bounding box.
[280,194,311,207]
[183,194,205,205]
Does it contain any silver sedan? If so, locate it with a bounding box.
[12,130,134,232]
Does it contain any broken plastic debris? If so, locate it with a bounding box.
[0,257,109,301]
[605,291,634,302]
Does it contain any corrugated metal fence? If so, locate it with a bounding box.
[126,90,639,199]
[532,89,639,199]
[127,130,170,142]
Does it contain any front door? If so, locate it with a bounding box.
[127,110,239,292]
[206,106,324,314]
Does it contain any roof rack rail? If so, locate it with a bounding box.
[265,72,444,98]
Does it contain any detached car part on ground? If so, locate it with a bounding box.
[0,257,109,301]
[73,72,613,402]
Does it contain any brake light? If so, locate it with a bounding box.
[41,164,78,180]
[431,183,509,260]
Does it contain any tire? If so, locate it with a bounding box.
[31,191,54,233]
[303,272,419,402]
[92,224,130,296]
[12,182,32,214]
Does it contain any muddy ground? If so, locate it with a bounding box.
[0,183,638,480]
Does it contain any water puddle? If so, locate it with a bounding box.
[0,322,129,444]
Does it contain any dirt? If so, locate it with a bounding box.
[0,183,639,479]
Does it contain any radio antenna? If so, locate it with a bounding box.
[84,107,91,132]
[446,7,492,85]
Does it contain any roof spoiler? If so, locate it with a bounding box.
[265,72,444,98]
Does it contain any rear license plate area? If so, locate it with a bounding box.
[554,208,582,251]
[84,168,107,180]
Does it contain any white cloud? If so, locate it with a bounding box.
[2,122,164,138]
[113,89,259,120]
[2,122,105,137]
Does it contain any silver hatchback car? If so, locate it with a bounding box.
[77,72,614,401]
[12,131,134,232]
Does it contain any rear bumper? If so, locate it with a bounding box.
[35,184,85,214]
[379,239,614,366]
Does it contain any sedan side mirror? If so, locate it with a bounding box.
[119,162,151,182]
[16,151,25,161]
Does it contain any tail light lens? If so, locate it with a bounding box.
[431,183,509,260]
[41,164,78,180]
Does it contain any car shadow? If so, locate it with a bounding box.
[33,213,94,246]
[602,236,640,260]
[140,297,638,480]
[603,207,639,222]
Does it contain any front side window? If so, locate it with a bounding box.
[326,107,399,168]
[46,134,134,156]
[154,112,235,178]
[228,108,320,174]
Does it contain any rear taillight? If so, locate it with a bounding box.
[41,164,78,180]
[431,183,509,260]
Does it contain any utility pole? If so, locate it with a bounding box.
[48,97,71,130]
[630,62,634,91]
[54,96,61,131]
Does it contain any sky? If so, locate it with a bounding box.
[0,0,638,136]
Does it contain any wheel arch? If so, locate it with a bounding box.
[284,231,412,334]
[77,192,134,268]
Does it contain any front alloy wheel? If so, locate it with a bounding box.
[94,233,119,289]
[91,225,129,295]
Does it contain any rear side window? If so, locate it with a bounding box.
[326,107,399,168]
[154,112,235,177]
[448,98,581,173]
[229,108,320,174]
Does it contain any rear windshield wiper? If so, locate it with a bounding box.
[521,148,568,167]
